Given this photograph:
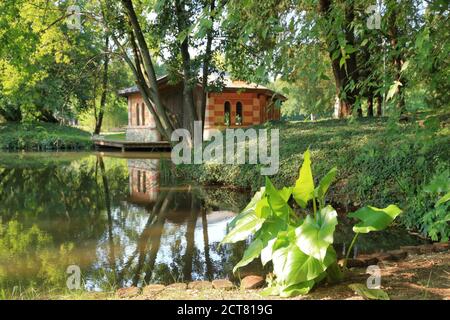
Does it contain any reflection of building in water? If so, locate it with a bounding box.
[128,159,159,204]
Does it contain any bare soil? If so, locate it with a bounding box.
[112,251,449,300]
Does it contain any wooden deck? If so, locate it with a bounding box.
[93,137,172,152]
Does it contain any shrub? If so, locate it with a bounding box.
[222,149,402,297]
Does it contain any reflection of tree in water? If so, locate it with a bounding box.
[0,155,129,243]
[0,154,130,294]
[0,154,260,294]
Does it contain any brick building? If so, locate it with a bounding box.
[119,75,285,142]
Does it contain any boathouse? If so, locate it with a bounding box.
[118,75,285,142]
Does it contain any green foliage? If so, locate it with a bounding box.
[179,117,449,240]
[421,169,450,242]
[0,220,76,299]
[223,149,401,297]
[295,206,338,261]
[349,205,402,234]
[0,122,92,151]
[348,284,390,300]
[0,0,135,127]
[293,149,314,209]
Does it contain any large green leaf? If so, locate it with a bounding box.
[266,177,292,218]
[272,243,330,285]
[279,186,293,202]
[348,284,390,300]
[348,205,402,234]
[260,285,280,297]
[261,238,277,266]
[314,167,337,205]
[257,216,289,266]
[222,212,265,243]
[228,187,265,229]
[295,206,338,261]
[233,238,264,273]
[279,281,315,297]
[255,197,271,219]
[293,149,315,208]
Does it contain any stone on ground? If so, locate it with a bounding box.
[188,281,213,290]
[116,286,140,298]
[212,279,234,290]
[166,282,187,290]
[142,284,165,296]
[241,275,265,290]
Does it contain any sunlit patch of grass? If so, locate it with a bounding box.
[102,132,126,141]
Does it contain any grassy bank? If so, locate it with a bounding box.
[0,122,93,151]
[177,116,450,239]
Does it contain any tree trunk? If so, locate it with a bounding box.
[128,31,173,138]
[175,0,199,138]
[376,94,382,117]
[387,2,406,114]
[319,0,359,118]
[356,107,363,118]
[367,95,374,117]
[200,0,216,135]
[121,0,174,140]
[94,36,110,135]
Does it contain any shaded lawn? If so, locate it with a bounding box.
[0,122,92,151]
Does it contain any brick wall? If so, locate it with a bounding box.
[126,93,161,142]
[205,92,262,128]
[126,89,281,142]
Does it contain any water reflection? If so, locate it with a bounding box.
[0,152,425,297]
[0,153,252,295]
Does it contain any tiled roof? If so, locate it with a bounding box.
[118,75,285,99]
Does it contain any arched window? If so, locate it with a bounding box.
[136,103,140,126]
[137,170,141,192]
[141,103,146,126]
[236,101,243,125]
[224,101,231,125]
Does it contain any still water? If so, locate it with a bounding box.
[0,152,425,295]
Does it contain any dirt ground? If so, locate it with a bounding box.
[56,251,449,300]
[136,251,450,300]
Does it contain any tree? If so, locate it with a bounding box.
[115,0,226,139]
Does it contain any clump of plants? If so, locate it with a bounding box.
[224,112,231,127]
[222,149,402,297]
[421,168,450,242]
[235,114,242,126]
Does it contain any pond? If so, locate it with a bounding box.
[0,152,426,296]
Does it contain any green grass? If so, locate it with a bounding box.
[0,122,93,151]
[102,132,126,141]
[177,116,450,237]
